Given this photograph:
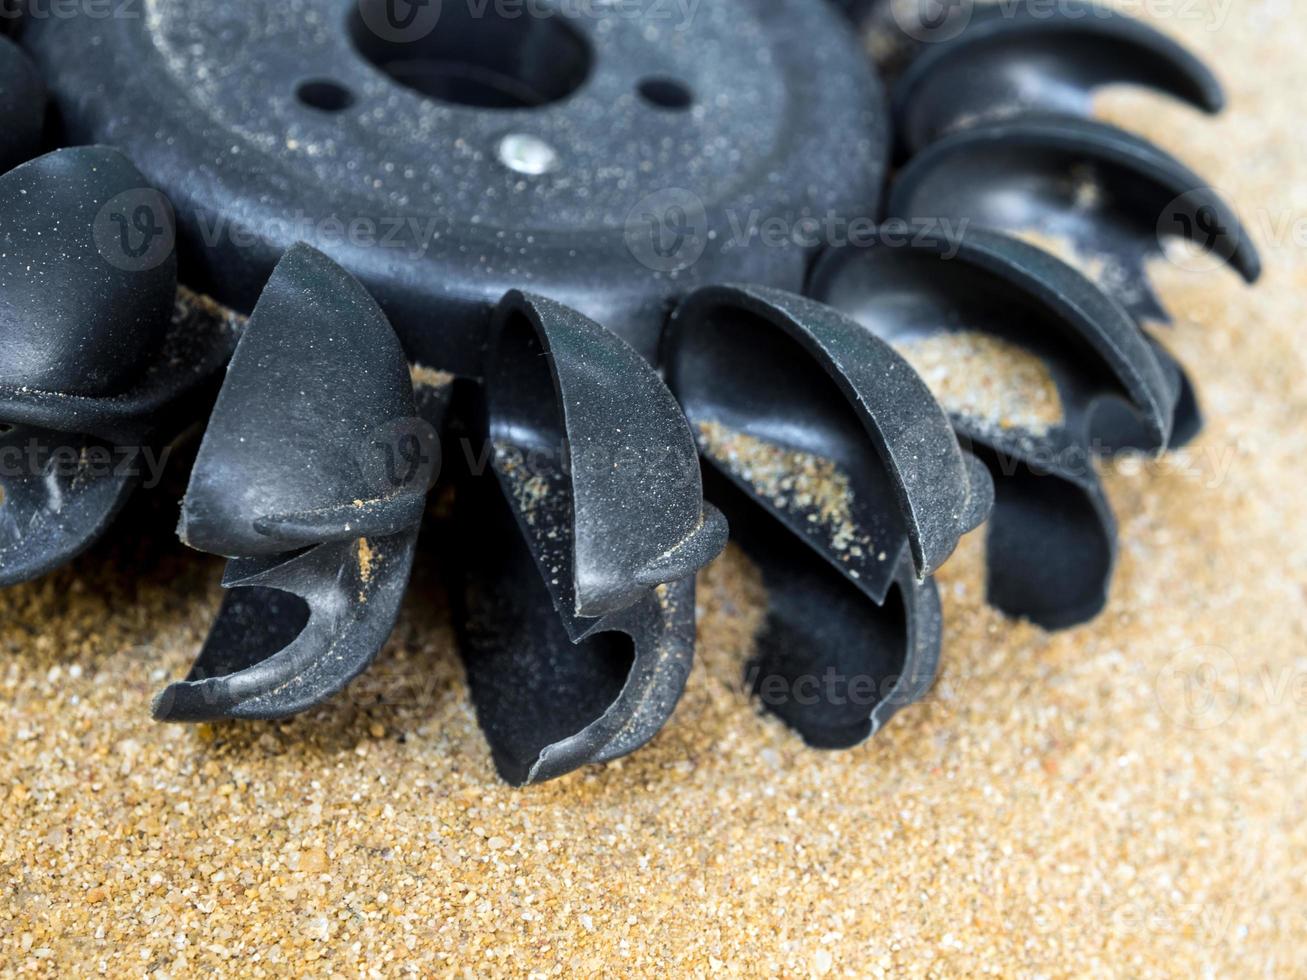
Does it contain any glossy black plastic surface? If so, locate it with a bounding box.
[809,228,1170,628]
[456,291,725,783]
[663,284,990,742]
[24,0,887,375]
[157,245,430,721]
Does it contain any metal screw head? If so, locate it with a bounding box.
[496,133,559,176]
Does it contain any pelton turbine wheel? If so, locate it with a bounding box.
[0,0,1258,784]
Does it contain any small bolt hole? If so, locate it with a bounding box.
[296,80,356,113]
[637,77,693,111]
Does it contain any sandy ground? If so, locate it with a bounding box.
[3,1,1305,976]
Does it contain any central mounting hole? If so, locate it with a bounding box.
[349,0,592,109]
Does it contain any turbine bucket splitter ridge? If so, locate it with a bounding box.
[0,0,1259,783]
